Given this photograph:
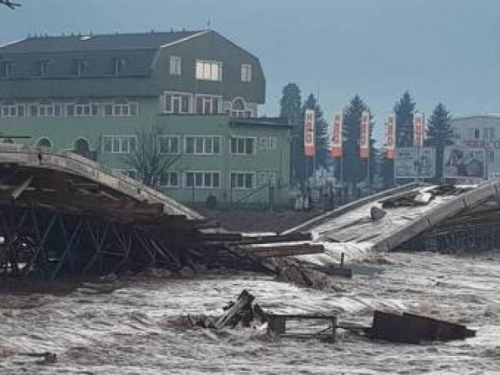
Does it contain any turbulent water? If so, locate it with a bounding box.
[0,251,499,374]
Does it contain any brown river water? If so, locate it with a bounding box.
[0,251,499,374]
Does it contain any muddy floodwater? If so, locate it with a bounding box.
[0,251,499,374]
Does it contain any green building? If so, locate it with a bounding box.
[0,30,291,206]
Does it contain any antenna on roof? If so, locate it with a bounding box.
[207,20,211,30]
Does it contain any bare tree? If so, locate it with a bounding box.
[0,0,21,9]
[123,127,180,188]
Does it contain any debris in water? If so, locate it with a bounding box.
[370,310,477,344]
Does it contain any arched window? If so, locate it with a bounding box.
[73,138,92,158]
[36,138,53,149]
[232,98,246,111]
[230,98,251,118]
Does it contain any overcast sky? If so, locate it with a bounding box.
[1,0,499,139]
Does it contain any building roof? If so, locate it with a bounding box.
[0,30,208,81]
[451,114,500,122]
[0,30,206,53]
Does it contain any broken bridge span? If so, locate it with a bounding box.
[0,144,257,279]
[286,181,500,256]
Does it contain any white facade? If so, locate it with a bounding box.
[449,115,500,180]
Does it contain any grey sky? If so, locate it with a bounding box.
[1,0,499,140]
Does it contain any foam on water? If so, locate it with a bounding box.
[0,252,498,374]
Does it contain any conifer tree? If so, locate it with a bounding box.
[341,95,375,188]
[425,103,453,181]
[279,83,302,182]
[394,91,416,147]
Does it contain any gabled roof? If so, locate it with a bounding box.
[0,30,206,54]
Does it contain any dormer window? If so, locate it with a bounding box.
[170,56,181,76]
[241,64,252,82]
[39,60,50,77]
[0,61,12,79]
[77,59,87,77]
[114,58,125,76]
[196,60,222,81]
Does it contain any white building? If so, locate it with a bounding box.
[449,115,500,180]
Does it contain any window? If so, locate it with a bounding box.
[75,103,92,117]
[241,64,252,82]
[29,105,38,117]
[185,136,221,154]
[164,92,191,114]
[159,136,180,154]
[0,102,24,118]
[268,137,277,150]
[77,60,88,76]
[474,129,480,139]
[160,171,180,187]
[0,61,12,78]
[229,98,252,118]
[483,128,495,140]
[114,58,125,76]
[39,60,50,77]
[170,56,181,76]
[230,137,255,155]
[230,172,254,190]
[195,95,221,114]
[185,171,220,188]
[102,135,137,154]
[38,103,63,117]
[260,138,268,150]
[36,138,53,149]
[196,60,222,81]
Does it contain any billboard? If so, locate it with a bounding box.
[385,115,396,159]
[304,109,315,156]
[395,147,436,179]
[331,112,343,158]
[444,147,486,179]
[360,110,370,159]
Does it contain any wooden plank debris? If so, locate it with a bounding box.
[214,290,255,329]
[240,243,325,258]
[267,313,337,342]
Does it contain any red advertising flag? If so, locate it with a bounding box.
[304,109,316,156]
[360,110,370,159]
[386,115,396,159]
[331,111,343,158]
[414,113,425,148]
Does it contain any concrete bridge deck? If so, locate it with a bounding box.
[287,182,500,256]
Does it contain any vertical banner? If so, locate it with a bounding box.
[331,111,343,158]
[385,115,396,159]
[304,109,316,156]
[414,113,425,148]
[360,110,370,159]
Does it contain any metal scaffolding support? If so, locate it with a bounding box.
[0,203,194,279]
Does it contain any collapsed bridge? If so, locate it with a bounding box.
[286,181,500,256]
[0,144,235,279]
